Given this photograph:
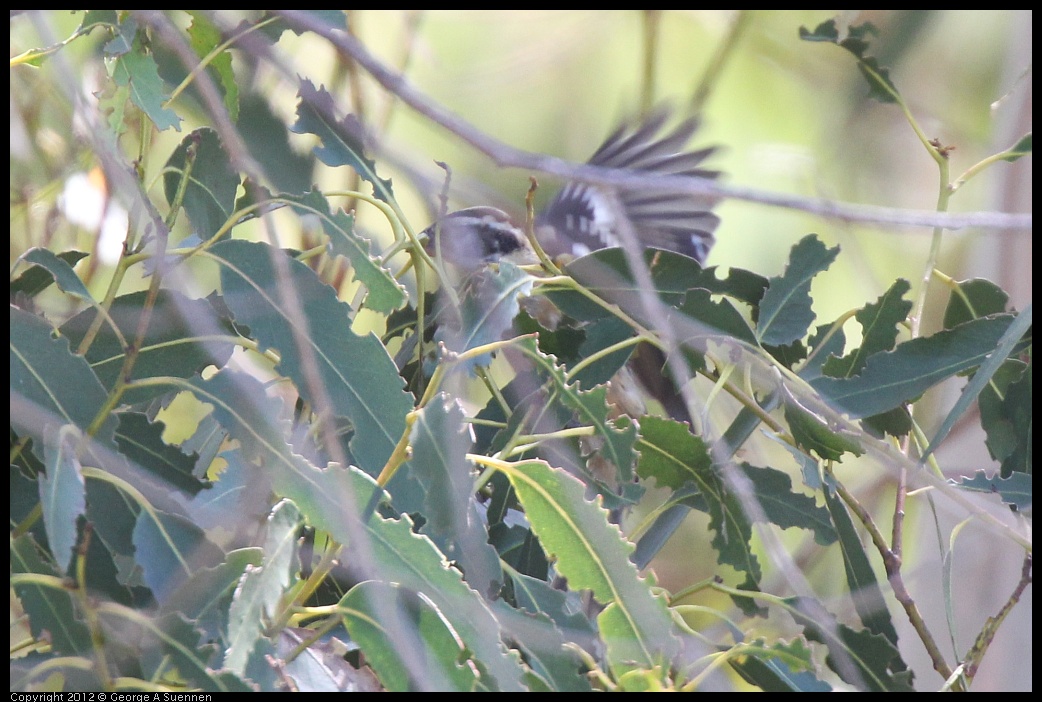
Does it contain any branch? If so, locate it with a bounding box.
[275,10,1030,233]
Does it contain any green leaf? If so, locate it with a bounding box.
[10,306,119,464]
[282,189,406,313]
[237,95,313,194]
[163,128,239,241]
[810,315,1019,418]
[734,464,837,546]
[783,402,864,462]
[208,239,411,476]
[110,35,181,131]
[18,248,94,302]
[492,595,593,692]
[133,507,225,603]
[822,280,912,378]
[39,425,87,572]
[59,289,237,406]
[290,78,395,203]
[950,470,1031,511]
[821,484,899,644]
[979,358,1031,477]
[943,278,1010,329]
[785,597,913,691]
[757,235,839,346]
[185,12,239,122]
[730,638,832,692]
[159,547,264,639]
[188,368,527,691]
[11,534,93,655]
[1001,132,1032,163]
[636,417,760,581]
[498,458,681,673]
[340,581,479,692]
[226,500,302,675]
[403,394,502,598]
[114,413,208,495]
[435,263,534,371]
[799,20,899,104]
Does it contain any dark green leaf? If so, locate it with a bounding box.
[340,581,479,692]
[730,638,832,692]
[18,248,93,302]
[943,278,1010,329]
[11,250,90,299]
[799,20,898,103]
[114,413,208,495]
[822,279,912,378]
[291,78,395,202]
[1001,132,1032,163]
[11,534,92,655]
[163,128,239,241]
[133,507,225,603]
[810,315,1018,418]
[950,470,1031,511]
[784,402,864,462]
[237,93,313,194]
[757,235,839,346]
[60,289,237,406]
[209,239,411,476]
[39,425,87,572]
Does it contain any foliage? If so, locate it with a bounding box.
[10,10,1031,693]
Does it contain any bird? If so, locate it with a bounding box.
[419,108,721,423]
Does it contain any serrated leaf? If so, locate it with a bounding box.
[291,78,394,202]
[730,637,832,692]
[159,547,264,640]
[340,581,479,692]
[11,534,93,655]
[282,189,406,313]
[163,127,238,240]
[186,12,239,122]
[980,358,1031,477]
[208,239,411,476]
[810,315,1019,418]
[822,280,912,378]
[821,484,899,644]
[785,597,913,691]
[404,394,502,598]
[799,20,898,103]
[672,287,759,352]
[114,413,208,495]
[950,470,1032,511]
[495,458,681,673]
[757,235,839,346]
[226,500,302,675]
[636,417,760,580]
[492,594,593,692]
[237,95,313,194]
[110,36,181,131]
[39,425,87,572]
[59,289,237,406]
[187,368,527,691]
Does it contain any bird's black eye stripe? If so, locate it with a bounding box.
[476,222,524,257]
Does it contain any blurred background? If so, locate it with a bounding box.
[11,10,1031,690]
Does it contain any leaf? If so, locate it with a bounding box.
[185,12,239,122]
[59,289,237,406]
[208,239,412,476]
[943,278,1010,329]
[237,94,313,195]
[950,470,1031,511]
[11,534,92,655]
[114,413,209,495]
[637,416,761,581]
[188,368,527,691]
[757,235,839,346]
[163,128,239,241]
[403,394,502,598]
[730,638,832,692]
[783,402,864,462]
[799,20,899,104]
[291,78,395,202]
[282,189,406,313]
[17,248,94,302]
[979,359,1031,477]
[39,425,87,572]
[435,262,534,371]
[822,280,912,378]
[1000,132,1032,163]
[340,581,479,692]
[810,315,1020,419]
[10,306,119,465]
[226,500,302,675]
[132,507,225,604]
[785,597,913,691]
[821,484,899,644]
[109,34,181,131]
[496,458,681,673]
